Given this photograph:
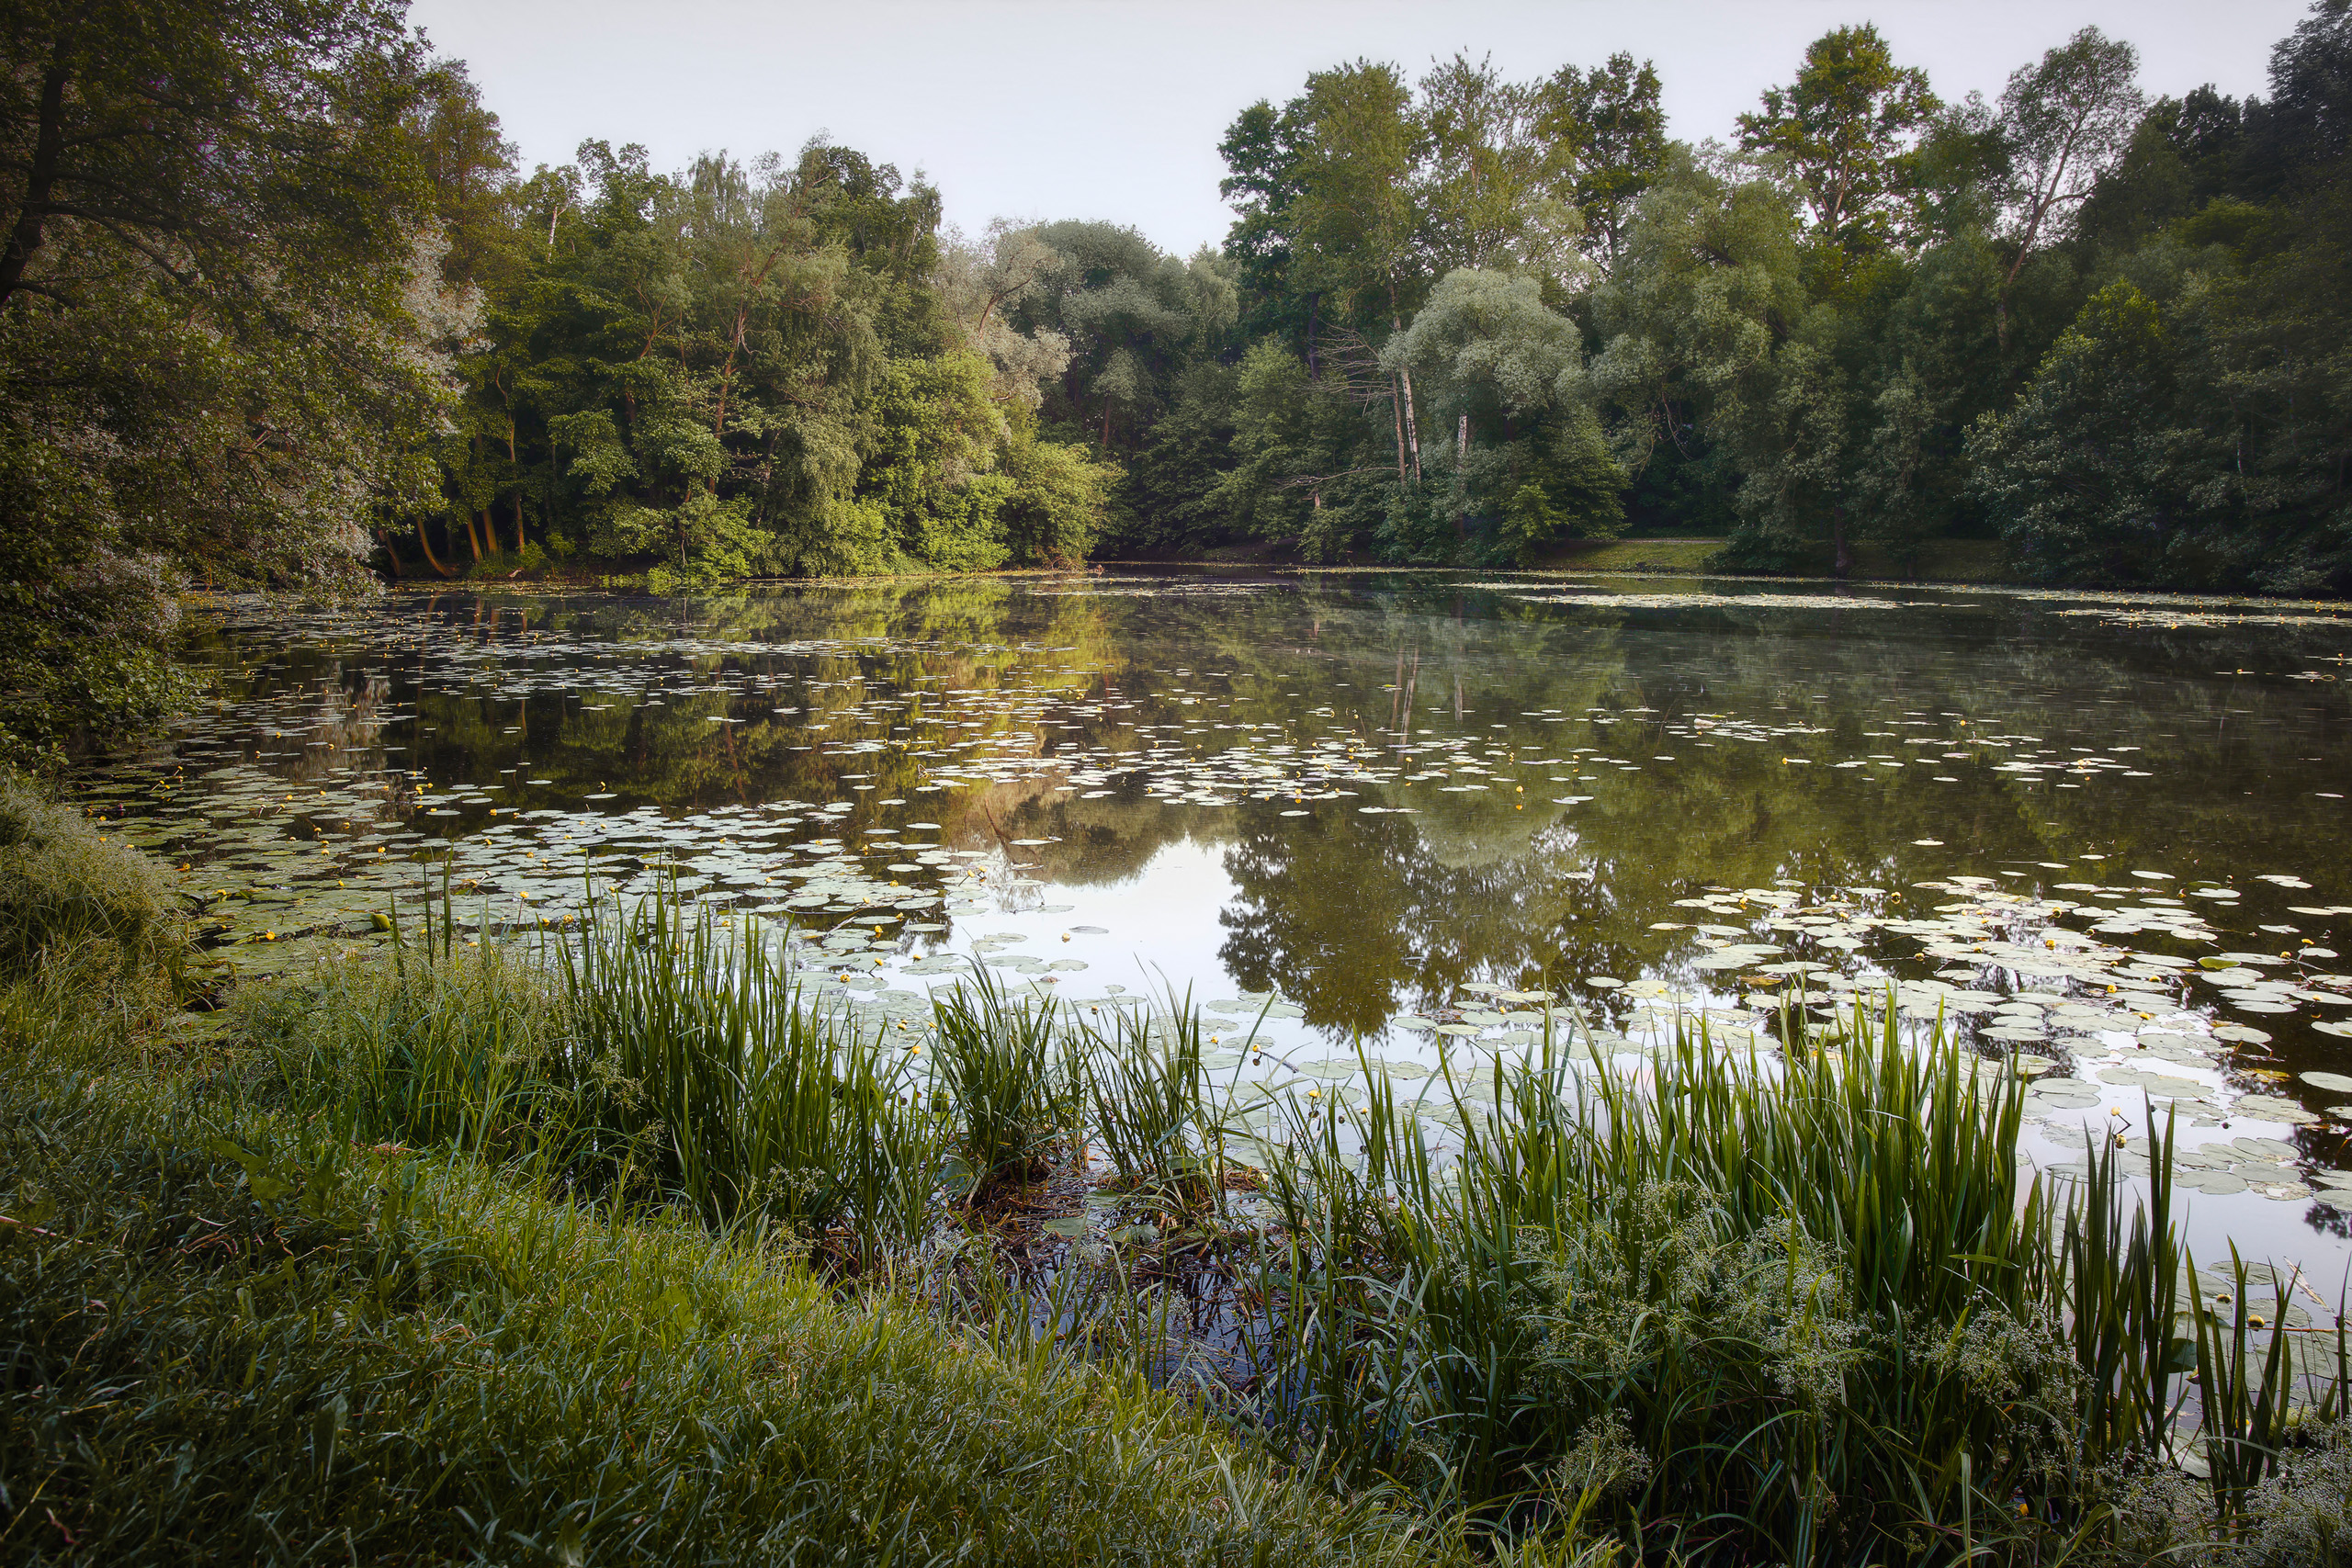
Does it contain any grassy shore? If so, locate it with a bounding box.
[0,783,1498,1568]
[1520,536,2018,582]
[7,774,2352,1564]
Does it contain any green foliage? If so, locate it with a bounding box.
[0,0,457,750]
[1536,54,1669,270]
[1000,418,1118,564]
[0,773,182,985]
[859,352,1012,570]
[1080,993,1223,1213]
[1501,412,1627,558]
[1113,363,1244,553]
[1008,222,1237,453]
[930,964,1068,1192]
[1736,23,1942,275]
[405,149,1117,584]
[242,921,572,1160]
[1971,253,2352,592]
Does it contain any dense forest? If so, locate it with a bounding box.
[3,0,2349,760]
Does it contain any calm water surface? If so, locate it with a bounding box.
[91,570,2352,1285]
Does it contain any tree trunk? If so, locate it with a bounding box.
[1399,366,1422,482]
[416,518,456,578]
[1831,510,1851,580]
[379,530,402,579]
[1306,292,1320,381]
[466,513,485,562]
[1389,281,1421,483]
[0,56,69,313]
[1391,376,1407,482]
[505,414,526,551]
[1454,412,1469,539]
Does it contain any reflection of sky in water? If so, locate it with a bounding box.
[82,571,2352,1288]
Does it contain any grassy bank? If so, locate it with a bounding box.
[1523,536,2018,582]
[0,787,1487,1568]
[9,778,2352,1564]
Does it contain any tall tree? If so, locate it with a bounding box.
[1416,53,1579,282]
[1736,25,1939,276]
[1288,61,1427,479]
[1992,28,2143,345]
[1217,98,1311,349]
[1538,53,1668,271]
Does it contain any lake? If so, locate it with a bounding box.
[89,568,2352,1286]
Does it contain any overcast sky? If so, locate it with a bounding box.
[407,0,2316,257]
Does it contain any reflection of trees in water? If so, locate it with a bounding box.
[1216,812,1632,1036]
[181,581,2352,1010]
[274,666,394,784]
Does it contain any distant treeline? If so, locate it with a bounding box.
[2,0,2348,756]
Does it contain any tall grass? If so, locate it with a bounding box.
[1081,990,1227,1215]
[0,771,181,985]
[556,889,901,1235]
[1243,1002,2352,1562]
[250,887,1037,1260]
[931,961,1067,1193]
[246,915,569,1159]
[230,885,2352,1563]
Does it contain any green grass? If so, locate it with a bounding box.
[0,773,182,985]
[1526,536,2017,583]
[0,977,1490,1566]
[0,1077,1454,1566]
[1527,537,1728,574]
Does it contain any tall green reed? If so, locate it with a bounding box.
[1238,996,2352,1562]
[556,890,892,1237]
[930,961,1066,1193]
[1080,990,1229,1216]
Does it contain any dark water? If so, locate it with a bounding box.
[87,569,2352,1280]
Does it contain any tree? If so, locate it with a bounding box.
[1968,282,2200,584]
[1537,53,1668,271]
[1217,98,1310,347]
[1384,268,1621,557]
[1416,53,1579,282]
[1993,28,2143,344]
[1736,25,1940,276]
[1286,62,1428,480]
[0,0,458,759]
[1009,221,1225,452]
[2238,0,2352,196]
[936,220,1070,410]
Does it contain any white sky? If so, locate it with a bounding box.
[408,0,2315,257]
